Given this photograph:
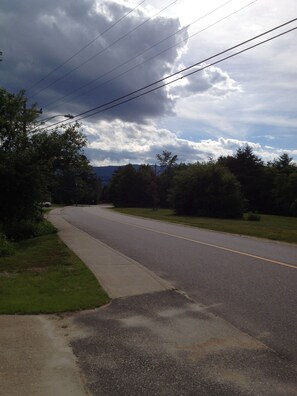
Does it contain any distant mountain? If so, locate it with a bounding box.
[92,165,162,185]
[92,166,120,185]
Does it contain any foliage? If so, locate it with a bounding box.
[273,153,295,173]
[107,146,297,219]
[107,160,183,209]
[218,145,265,211]
[247,212,261,221]
[0,233,15,257]
[0,88,39,151]
[271,167,297,216]
[156,150,178,169]
[108,164,154,207]
[3,218,56,241]
[169,163,243,218]
[0,89,47,224]
[155,151,185,208]
[0,88,100,239]
[31,124,101,205]
[219,146,297,216]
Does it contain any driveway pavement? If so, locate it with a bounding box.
[1,207,297,395]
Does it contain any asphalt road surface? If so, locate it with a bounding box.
[62,205,297,365]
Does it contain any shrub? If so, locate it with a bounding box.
[108,164,153,208]
[4,220,37,241]
[247,212,261,221]
[3,219,56,241]
[290,199,297,217]
[0,233,16,257]
[33,220,57,236]
[169,164,244,219]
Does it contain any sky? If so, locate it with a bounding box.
[1,0,297,165]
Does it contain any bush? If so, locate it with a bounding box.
[33,220,57,236]
[108,164,153,208]
[4,220,36,241]
[290,199,297,217]
[247,212,261,221]
[169,164,244,219]
[3,219,56,241]
[0,233,16,257]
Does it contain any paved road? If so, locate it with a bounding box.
[62,205,297,364]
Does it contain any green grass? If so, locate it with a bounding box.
[0,233,110,314]
[113,208,297,244]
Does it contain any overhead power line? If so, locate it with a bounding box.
[28,0,180,101]
[38,19,297,132]
[26,0,147,93]
[43,0,236,110]
[75,26,297,122]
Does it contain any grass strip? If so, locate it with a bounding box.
[0,233,110,314]
[113,208,297,244]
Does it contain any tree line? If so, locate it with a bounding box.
[1,87,296,241]
[107,147,297,219]
[0,88,101,239]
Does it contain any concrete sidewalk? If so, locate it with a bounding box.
[48,208,171,298]
[0,314,88,396]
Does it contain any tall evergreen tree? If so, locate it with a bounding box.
[218,145,266,211]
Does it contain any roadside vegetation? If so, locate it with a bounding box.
[113,208,297,244]
[107,148,297,220]
[0,222,110,314]
[108,148,297,245]
[0,88,102,243]
[0,88,109,314]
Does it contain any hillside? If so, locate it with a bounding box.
[92,166,120,185]
[93,165,162,185]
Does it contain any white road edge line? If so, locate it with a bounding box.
[115,218,297,271]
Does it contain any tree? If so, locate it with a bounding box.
[156,151,179,207]
[218,145,265,211]
[156,150,178,169]
[0,88,46,224]
[270,155,297,216]
[32,124,101,204]
[0,88,100,237]
[169,163,243,218]
[0,88,39,152]
[273,153,295,174]
[108,164,153,207]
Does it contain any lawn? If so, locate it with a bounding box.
[113,208,297,244]
[0,233,110,314]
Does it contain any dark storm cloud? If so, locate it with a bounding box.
[0,0,188,122]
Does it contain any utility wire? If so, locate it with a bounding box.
[26,0,147,93]
[77,26,297,122]
[28,0,180,100]
[75,27,297,122]
[45,0,257,111]
[37,19,297,131]
[43,0,235,109]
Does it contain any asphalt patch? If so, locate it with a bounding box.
[70,290,297,396]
